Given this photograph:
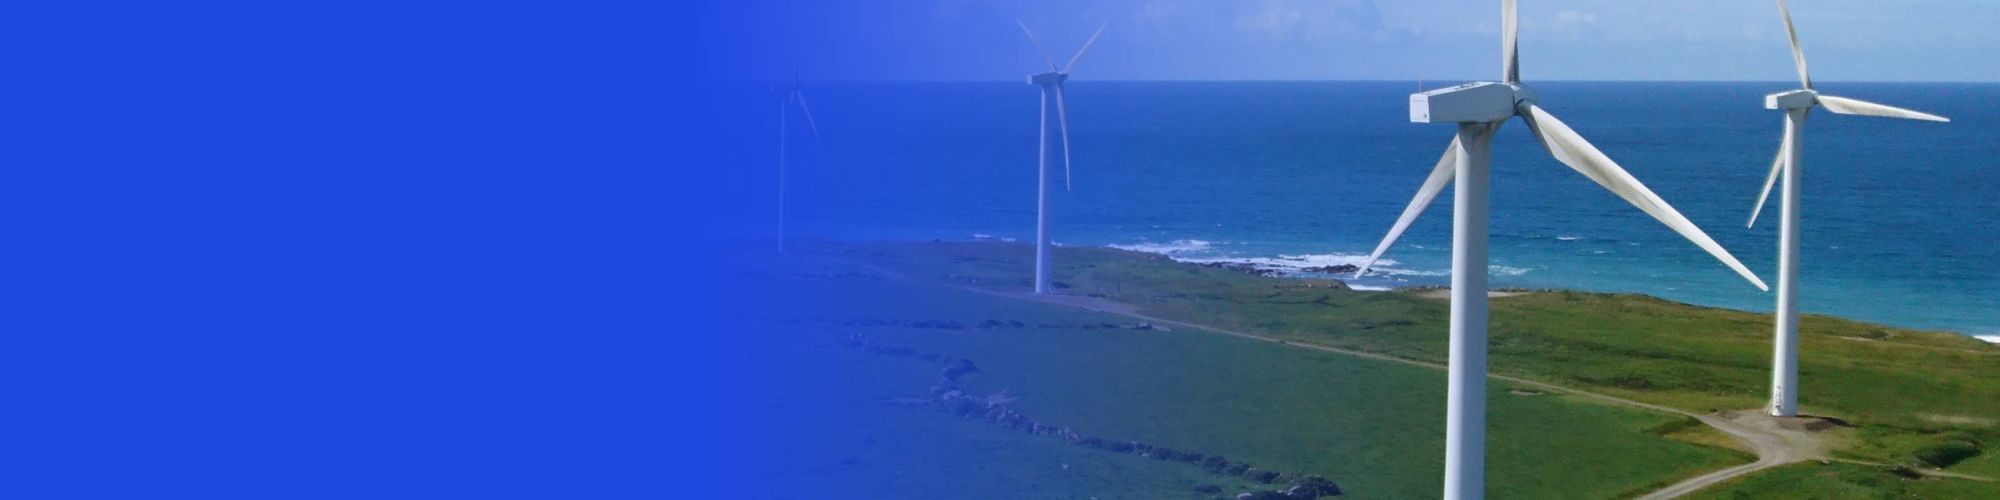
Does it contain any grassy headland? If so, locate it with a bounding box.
[809,240,1998,494]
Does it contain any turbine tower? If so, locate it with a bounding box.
[1016,19,1104,295]
[1747,0,1949,418]
[772,73,820,253]
[1352,2,1770,498]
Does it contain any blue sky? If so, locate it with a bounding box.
[699,0,2000,82]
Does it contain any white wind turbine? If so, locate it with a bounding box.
[1015,19,1105,295]
[1351,1,1770,497]
[1747,0,1949,418]
[772,73,820,253]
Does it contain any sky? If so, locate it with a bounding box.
[698,0,2000,82]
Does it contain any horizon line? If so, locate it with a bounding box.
[718,77,2000,85]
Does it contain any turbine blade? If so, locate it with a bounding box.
[1355,138,1461,279]
[1502,0,1519,83]
[1521,104,1770,291]
[794,91,821,142]
[1064,22,1108,74]
[1747,129,1789,228]
[1817,95,1951,122]
[1014,17,1059,72]
[1055,84,1073,191]
[1777,0,1811,89]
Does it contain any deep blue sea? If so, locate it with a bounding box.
[729,81,1999,337]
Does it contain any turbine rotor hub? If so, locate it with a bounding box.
[1765,89,1819,110]
[1410,81,1532,124]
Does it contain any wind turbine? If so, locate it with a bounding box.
[1747,0,1949,418]
[1351,1,1769,497]
[772,73,820,253]
[1015,19,1104,295]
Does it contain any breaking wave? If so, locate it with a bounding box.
[1104,237,1543,285]
[1107,239,1214,255]
[1977,335,2000,345]
[1106,239,1447,278]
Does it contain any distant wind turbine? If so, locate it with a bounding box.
[1351,1,1769,498]
[1747,0,1949,418]
[772,73,820,253]
[1016,19,1105,295]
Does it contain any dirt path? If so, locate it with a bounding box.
[837,259,1827,498]
[1635,412,1824,500]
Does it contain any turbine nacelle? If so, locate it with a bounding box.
[1765,89,1818,110]
[1410,82,1537,124]
[1028,71,1069,86]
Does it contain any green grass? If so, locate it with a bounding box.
[718,249,1755,498]
[802,240,2000,496]
[717,329,1267,499]
[1687,461,2000,499]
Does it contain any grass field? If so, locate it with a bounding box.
[714,247,1768,498]
[716,328,1270,498]
[1688,461,1998,499]
[771,240,2000,497]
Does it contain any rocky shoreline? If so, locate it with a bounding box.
[1192,261,1361,278]
[841,333,1344,499]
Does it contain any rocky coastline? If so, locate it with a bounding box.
[842,333,1345,499]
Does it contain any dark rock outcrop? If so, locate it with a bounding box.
[1301,264,1359,274]
[941,359,980,381]
[843,336,1344,497]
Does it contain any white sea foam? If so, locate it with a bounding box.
[1179,253,1374,272]
[1168,251,1443,277]
[1348,284,1393,291]
[1978,335,2000,345]
[1556,235,1582,241]
[972,233,996,240]
[1107,239,1458,283]
[1490,265,1533,276]
[1107,239,1215,255]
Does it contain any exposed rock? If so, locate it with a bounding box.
[911,319,966,330]
[845,336,1345,497]
[941,359,980,381]
[1245,467,1281,483]
[946,398,979,416]
[976,319,1030,329]
[927,379,959,398]
[1285,475,1342,498]
[1199,261,1281,277]
[1302,264,1359,274]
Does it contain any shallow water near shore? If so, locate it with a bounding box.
[735,81,2000,336]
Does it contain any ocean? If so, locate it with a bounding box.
[734,81,1999,338]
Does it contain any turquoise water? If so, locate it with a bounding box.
[747,81,1999,336]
